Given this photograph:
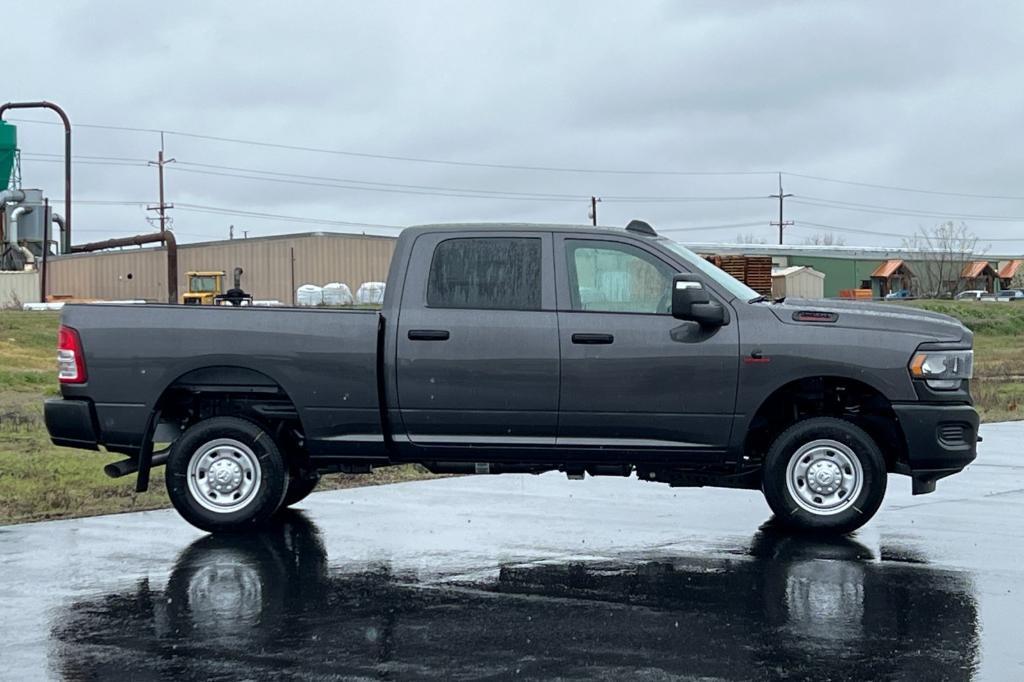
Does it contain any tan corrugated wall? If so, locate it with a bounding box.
[45,233,396,304]
[0,271,41,306]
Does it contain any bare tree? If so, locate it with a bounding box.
[902,221,980,298]
[803,232,846,246]
[734,233,766,244]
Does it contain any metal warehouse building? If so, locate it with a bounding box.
[45,232,396,304]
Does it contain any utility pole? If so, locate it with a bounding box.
[229,224,234,240]
[147,132,175,233]
[770,172,793,245]
[589,196,601,226]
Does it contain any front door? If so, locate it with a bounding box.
[555,236,739,458]
[396,231,559,447]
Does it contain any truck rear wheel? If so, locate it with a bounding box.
[761,417,886,534]
[166,417,288,533]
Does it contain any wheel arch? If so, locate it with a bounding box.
[152,364,307,457]
[742,374,908,470]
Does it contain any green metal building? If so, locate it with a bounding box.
[687,242,1020,298]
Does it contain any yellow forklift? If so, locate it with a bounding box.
[182,267,252,305]
[182,271,225,305]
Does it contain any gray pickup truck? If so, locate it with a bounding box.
[45,220,979,534]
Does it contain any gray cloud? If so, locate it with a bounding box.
[7,0,1024,251]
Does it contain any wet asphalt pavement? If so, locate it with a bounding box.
[1,423,1022,680]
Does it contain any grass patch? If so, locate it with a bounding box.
[908,300,1024,336]
[1,302,1021,524]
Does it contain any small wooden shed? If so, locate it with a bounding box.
[961,261,998,293]
[772,266,825,299]
[870,259,914,297]
[998,260,1024,289]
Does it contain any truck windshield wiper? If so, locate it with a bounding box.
[748,295,769,304]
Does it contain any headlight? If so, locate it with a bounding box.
[909,349,973,390]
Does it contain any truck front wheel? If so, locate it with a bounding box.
[761,417,886,534]
[166,417,288,533]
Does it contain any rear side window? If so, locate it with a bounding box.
[427,237,542,310]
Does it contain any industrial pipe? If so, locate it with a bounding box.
[41,200,51,302]
[0,188,25,205]
[51,212,64,249]
[4,206,36,269]
[0,101,71,252]
[71,230,178,303]
[0,188,26,242]
[8,205,29,244]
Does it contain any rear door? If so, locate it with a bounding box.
[396,231,559,447]
[555,236,739,457]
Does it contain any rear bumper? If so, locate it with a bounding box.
[44,398,99,450]
[892,403,979,493]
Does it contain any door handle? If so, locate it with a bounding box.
[408,329,450,341]
[572,333,614,345]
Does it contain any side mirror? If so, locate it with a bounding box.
[672,274,727,326]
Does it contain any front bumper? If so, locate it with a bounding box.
[892,403,978,494]
[44,398,99,450]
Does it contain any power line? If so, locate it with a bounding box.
[792,197,1024,222]
[171,160,768,202]
[786,172,1024,201]
[48,199,149,205]
[8,116,777,177]
[173,203,404,230]
[22,151,151,164]
[660,221,767,233]
[21,155,149,169]
[166,163,768,203]
[23,150,769,203]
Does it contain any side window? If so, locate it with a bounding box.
[427,237,542,310]
[566,240,674,313]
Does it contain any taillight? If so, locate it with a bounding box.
[57,325,87,384]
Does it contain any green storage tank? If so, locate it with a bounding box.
[0,121,15,191]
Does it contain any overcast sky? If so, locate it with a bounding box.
[7,0,1024,251]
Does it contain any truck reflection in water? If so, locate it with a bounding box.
[53,512,979,679]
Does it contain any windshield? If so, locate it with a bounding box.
[190,276,219,293]
[657,239,761,301]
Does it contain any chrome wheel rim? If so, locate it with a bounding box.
[785,439,863,516]
[186,438,262,514]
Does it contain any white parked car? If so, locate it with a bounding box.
[955,290,989,301]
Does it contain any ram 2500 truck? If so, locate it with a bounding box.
[45,220,979,534]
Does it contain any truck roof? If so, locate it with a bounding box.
[406,220,660,238]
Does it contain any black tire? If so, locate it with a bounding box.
[761,417,886,534]
[281,469,321,508]
[166,416,288,533]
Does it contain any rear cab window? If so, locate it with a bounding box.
[427,237,542,310]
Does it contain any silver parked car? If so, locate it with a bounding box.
[996,289,1024,301]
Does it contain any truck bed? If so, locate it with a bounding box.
[59,303,384,456]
